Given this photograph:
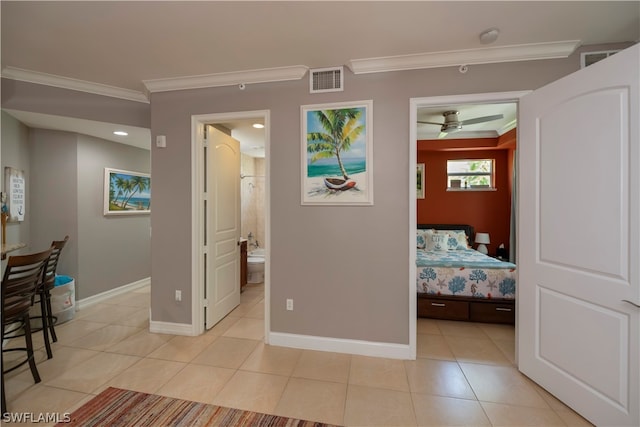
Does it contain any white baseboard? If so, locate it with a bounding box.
[149,320,198,336]
[75,277,151,310]
[268,331,413,360]
[73,277,411,358]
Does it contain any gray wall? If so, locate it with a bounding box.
[76,134,150,297]
[1,79,150,128]
[28,129,78,278]
[17,127,150,300]
[149,50,593,343]
[2,83,152,300]
[1,111,31,253]
[2,43,631,346]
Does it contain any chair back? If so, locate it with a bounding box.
[2,249,53,319]
[42,236,69,291]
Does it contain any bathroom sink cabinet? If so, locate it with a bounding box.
[240,240,247,291]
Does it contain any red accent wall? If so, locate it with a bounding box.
[417,138,514,256]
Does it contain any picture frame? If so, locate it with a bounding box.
[301,100,373,205]
[417,163,425,199]
[104,168,151,215]
[4,167,25,222]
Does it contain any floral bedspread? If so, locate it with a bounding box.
[416,249,516,299]
[417,248,516,269]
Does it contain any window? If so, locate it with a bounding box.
[447,159,495,190]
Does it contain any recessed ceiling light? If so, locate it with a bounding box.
[252,123,264,129]
[113,131,128,136]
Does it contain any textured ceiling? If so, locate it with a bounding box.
[2,1,638,92]
[1,1,638,152]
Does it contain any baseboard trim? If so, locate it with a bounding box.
[76,277,150,310]
[149,320,198,336]
[268,332,412,360]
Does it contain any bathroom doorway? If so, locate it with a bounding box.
[191,110,270,339]
[239,139,266,287]
[216,118,267,287]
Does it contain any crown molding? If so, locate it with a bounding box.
[143,65,309,93]
[2,41,579,100]
[348,40,581,74]
[1,67,149,103]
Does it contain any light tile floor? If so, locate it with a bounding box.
[3,283,593,426]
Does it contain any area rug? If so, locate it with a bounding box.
[57,387,339,427]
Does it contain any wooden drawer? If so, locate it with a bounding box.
[470,301,515,324]
[418,298,469,321]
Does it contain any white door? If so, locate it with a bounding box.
[205,125,241,328]
[518,44,639,426]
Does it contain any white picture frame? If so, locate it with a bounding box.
[104,168,151,215]
[301,100,373,206]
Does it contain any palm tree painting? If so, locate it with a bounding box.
[302,100,373,205]
[104,168,151,215]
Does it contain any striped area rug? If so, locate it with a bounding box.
[57,387,339,426]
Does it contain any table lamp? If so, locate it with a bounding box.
[475,232,490,255]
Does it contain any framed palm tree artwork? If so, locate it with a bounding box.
[301,100,373,205]
[104,168,151,215]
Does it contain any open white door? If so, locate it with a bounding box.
[204,125,241,329]
[518,44,639,426]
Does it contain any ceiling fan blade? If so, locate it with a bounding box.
[417,120,445,126]
[459,114,504,126]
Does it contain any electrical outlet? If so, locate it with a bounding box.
[175,290,182,302]
[286,299,293,311]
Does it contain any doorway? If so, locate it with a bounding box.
[191,110,270,339]
[408,91,529,358]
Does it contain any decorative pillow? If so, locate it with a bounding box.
[425,231,449,251]
[416,230,427,249]
[434,229,469,249]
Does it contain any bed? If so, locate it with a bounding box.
[416,224,516,324]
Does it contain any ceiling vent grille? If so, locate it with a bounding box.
[310,67,343,93]
[581,50,621,68]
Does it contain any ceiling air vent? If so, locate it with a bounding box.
[581,50,621,68]
[310,67,343,93]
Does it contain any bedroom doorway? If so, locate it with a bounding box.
[191,110,271,339]
[411,45,639,426]
[409,90,528,358]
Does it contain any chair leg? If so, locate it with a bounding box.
[45,293,57,343]
[40,296,53,359]
[23,313,41,384]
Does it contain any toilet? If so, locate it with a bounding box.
[247,248,265,284]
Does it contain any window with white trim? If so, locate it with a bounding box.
[447,159,495,190]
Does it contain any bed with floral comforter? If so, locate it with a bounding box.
[416,224,517,323]
[416,248,516,299]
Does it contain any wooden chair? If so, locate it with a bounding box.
[1,248,52,415]
[32,236,69,359]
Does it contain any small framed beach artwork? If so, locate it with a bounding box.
[301,100,373,205]
[104,168,151,215]
[417,163,425,199]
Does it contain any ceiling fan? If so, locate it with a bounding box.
[418,110,504,138]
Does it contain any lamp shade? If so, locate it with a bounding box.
[475,233,490,244]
